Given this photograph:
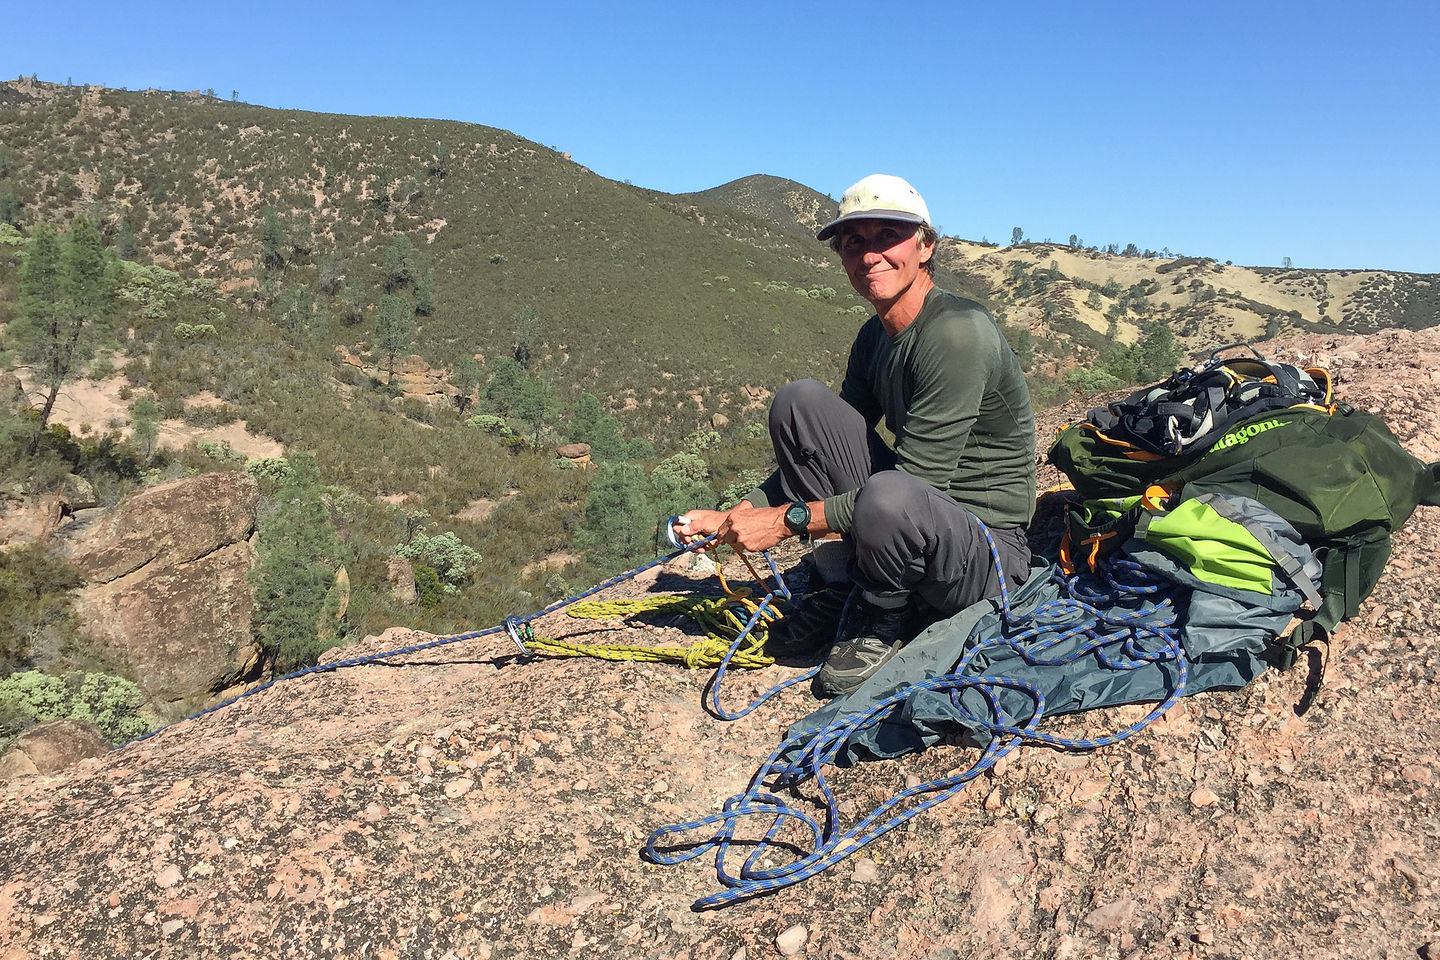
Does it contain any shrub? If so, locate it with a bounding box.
[466,413,511,436]
[0,670,151,744]
[395,531,481,594]
[245,456,294,496]
[250,454,347,670]
[0,544,84,675]
[719,468,774,509]
[412,563,444,606]
[72,673,151,742]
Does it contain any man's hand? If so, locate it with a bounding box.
[674,501,787,552]
[672,508,731,545]
[715,504,789,553]
[677,498,831,552]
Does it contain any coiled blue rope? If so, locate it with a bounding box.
[645,516,1190,909]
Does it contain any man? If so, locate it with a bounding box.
[676,174,1036,698]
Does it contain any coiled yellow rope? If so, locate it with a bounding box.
[519,545,784,669]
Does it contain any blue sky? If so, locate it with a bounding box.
[11,1,1439,273]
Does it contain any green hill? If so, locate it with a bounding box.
[0,80,880,442]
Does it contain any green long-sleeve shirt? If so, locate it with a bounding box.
[749,287,1037,532]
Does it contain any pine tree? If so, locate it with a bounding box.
[0,182,22,226]
[130,397,160,460]
[249,454,346,670]
[483,356,528,417]
[116,218,137,260]
[413,260,436,315]
[375,294,413,383]
[512,305,542,369]
[568,392,628,461]
[260,206,286,276]
[450,355,482,415]
[576,462,657,571]
[14,218,116,455]
[381,235,416,293]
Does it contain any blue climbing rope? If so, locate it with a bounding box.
[122,526,795,748]
[645,516,1192,909]
[688,542,813,721]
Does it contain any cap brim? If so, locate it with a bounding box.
[816,209,927,241]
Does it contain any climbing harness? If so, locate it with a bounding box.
[645,517,1198,909]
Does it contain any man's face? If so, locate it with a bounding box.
[836,219,934,310]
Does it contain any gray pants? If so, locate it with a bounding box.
[765,379,1030,616]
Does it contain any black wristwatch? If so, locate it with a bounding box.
[783,500,811,538]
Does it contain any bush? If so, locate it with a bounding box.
[245,456,294,496]
[183,403,240,428]
[466,413,511,435]
[0,544,84,675]
[720,468,773,509]
[73,673,151,742]
[575,462,657,573]
[650,453,714,523]
[0,670,152,744]
[413,563,444,606]
[250,454,347,670]
[395,531,481,594]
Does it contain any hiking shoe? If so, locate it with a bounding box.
[812,600,930,698]
[766,583,853,659]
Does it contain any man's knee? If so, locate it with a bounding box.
[770,378,833,428]
[851,471,927,531]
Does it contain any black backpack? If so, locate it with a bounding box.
[1088,342,1333,457]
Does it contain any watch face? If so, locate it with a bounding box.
[785,503,809,531]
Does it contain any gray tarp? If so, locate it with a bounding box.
[785,496,1321,767]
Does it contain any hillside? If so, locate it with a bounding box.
[2,327,1436,959]
[682,175,1440,390]
[938,238,1440,352]
[0,79,870,439]
[2,74,1438,749]
[5,77,1436,426]
[681,174,836,243]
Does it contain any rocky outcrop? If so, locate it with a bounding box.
[59,471,262,704]
[0,718,109,779]
[555,442,591,466]
[385,555,417,605]
[0,330,1436,959]
[336,348,457,405]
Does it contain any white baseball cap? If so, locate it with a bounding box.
[816,174,932,241]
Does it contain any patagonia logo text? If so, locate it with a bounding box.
[1209,419,1285,452]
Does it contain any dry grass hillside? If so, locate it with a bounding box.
[4,78,1436,420]
[938,239,1439,356]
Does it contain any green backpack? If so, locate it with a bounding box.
[1052,393,1439,662]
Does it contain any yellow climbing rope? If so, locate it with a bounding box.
[519,545,784,669]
